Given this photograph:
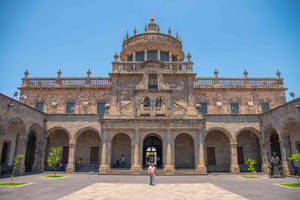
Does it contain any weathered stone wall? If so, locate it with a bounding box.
[194,89,286,114]
[20,88,111,114]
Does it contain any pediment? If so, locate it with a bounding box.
[141,60,165,69]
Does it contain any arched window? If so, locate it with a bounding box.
[143,97,150,107]
[156,97,165,107]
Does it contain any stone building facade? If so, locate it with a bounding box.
[0,17,299,175]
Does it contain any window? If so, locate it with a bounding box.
[97,102,106,114]
[66,102,75,113]
[197,102,207,114]
[172,55,177,62]
[35,102,44,112]
[207,147,216,165]
[230,103,239,114]
[261,103,269,112]
[160,52,169,62]
[127,55,133,62]
[237,147,244,165]
[148,74,158,90]
[147,51,157,60]
[136,52,144,61]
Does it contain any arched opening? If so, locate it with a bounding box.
[175,133,194,169]
[44,129,70,171]
[75,130,101,172]
[237,131,262,172]
[25,132,37,172]
[1,120,26,175]
[270,131,281,160]
[155,96,166,116]
[143,135,163,168]
[111,133,131,169]
[140,96,150,116]
[205,131,231,172]
[283,122,300,174]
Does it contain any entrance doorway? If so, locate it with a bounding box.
[143,135,162,168]
[25,133,37,172]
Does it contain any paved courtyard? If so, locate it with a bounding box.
[0,173,299,200]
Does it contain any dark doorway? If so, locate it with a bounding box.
[270,132,281,159]
[90,146,99,164]
[143,136,162,168]
[1,142,10,165]
[25,133,37,172]
[63,146,69,163]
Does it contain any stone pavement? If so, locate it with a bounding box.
[0,174,299,200]
[59,183,248,200]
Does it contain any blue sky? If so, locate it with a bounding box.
[0,0,299,101]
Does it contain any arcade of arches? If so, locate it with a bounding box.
[1,123,300,175]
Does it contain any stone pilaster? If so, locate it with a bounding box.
[195,132,207,174]
[230,143,240,173]
[164,130,175,173]
[130,129,142,173]
[99,141,109,174]
[66,143,75,173]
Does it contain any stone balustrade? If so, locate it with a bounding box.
[194,77,284,89]
[112,61,193,73]
[21,77,112,88]
[123,32,182,49]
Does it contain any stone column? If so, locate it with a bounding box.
[260,141,269,173]
[164,130,175,173]
[0,139,3,175]
[133,52,136,62]
[230,143,240,173]
[280,137,291,175]
[66,143,75,173]
[130,129,142,173]
[15,135,26,176]
[157,49,160,61]
[169,52,172,62]
[99,141,109,174]
[195,132,207,174]
[32,141,44,172]
[144,49,147,61]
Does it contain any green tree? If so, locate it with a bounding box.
[47,146,62,176]
[288,151,300,183]
[245,158,257,174]
[11,154,24,182]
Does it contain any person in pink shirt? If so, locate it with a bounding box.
[148,163,156,186]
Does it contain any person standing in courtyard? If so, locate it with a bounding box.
[120,154,126,168]
[76,158,82,172]
[148,163,156,186]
